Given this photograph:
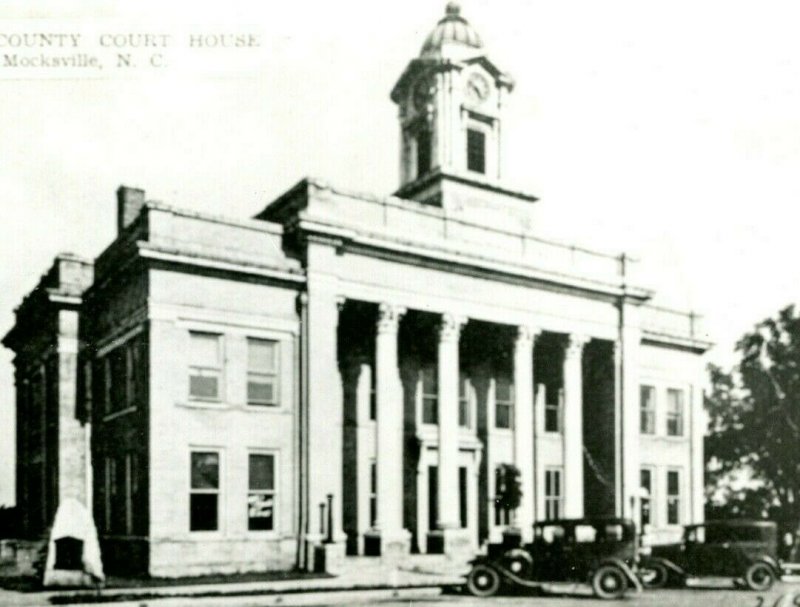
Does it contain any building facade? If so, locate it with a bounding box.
[4,3,710,577]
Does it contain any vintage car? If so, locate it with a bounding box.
[466,518,642,600]
[639,520,781,591]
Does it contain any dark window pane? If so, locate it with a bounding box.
[248,380,275,405]
[247,494,274,531]
[191,452,219,489]
[667,471,679,495]
[495,378,512,402]
[190,494,218,531]
[423,396,438,424]
[190,375,219,399]
[641,469,652,491]
[459,467,468,529]
[249,454,274,491]
[545,404,559,432]
[467,128,486,173]
[668,500,679,525]
[495,403,511,429]
[417,128,432,177]
[428,466,438,531]
[370,497,377,527]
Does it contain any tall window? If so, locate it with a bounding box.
[247,338,279,406]
[82,361,93,412]
[103,457,114,533]
[421,366,438,425]
[369,366,377,421]
[545,468,563,520]
[640,385,656,435]
[640,468,653,527]
[495,377,514,429]
[103,357,112,414]
[666,388,684,436]
[467,128,486,174]
[248,453,276,531]
[125,345,136,409]
[545,390,561,433]
[416,127,432,177]
[189,332,222,401]
[190,451,220,531]
[667,470,681,525]
[458,373,471,428]
[369,461,377,527]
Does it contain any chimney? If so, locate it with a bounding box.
[116,185,146,234]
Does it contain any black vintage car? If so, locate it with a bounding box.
[466,518,642,600]
[640,520,781,591]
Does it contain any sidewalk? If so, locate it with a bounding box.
[0,558,467,607]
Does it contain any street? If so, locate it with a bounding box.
[342,584,799,607]
[43,583,798,607]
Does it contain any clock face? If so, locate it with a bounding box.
[412,75,434,111]
[466,73,490,103]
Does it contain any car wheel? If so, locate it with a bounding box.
[466,564,502,597]
[591,565,629,600]
[744,562,775,592]
[639,561,669,589]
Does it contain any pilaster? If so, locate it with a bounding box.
[303,281,346,564]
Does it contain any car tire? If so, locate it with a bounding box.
[466,564,502,597]
[744,562,775,592]
[591,565,629,600]
[639,561,669,589]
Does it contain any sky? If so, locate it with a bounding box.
[1,0,800,505]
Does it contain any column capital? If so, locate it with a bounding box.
[377,303,406,334]
[565,334,590,359]
[438,314,467,342]
[516,325,542,346]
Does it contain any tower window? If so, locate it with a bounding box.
[416,128,432,178]
[467,128,486,174]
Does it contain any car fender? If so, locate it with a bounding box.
[642,555,685,578]
[492,563,543,589]
[596,558,643,592]
[753,555,782,579]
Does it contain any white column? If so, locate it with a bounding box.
[373,303,409,553]
[563,334,589,518]
[437,313,465,529]
[513,326,538,540]
[619,303,641,520]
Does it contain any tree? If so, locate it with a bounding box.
[705,305,800,527]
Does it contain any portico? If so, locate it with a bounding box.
[321,279,632,558]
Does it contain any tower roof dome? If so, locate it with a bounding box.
[420,2,483,59]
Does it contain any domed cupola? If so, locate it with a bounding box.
[391,2,529,211]
[420,2,483,60]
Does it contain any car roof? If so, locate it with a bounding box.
[535,517,635,526]
[689,520,777,528]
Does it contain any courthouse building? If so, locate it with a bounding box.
[4,3,710,577]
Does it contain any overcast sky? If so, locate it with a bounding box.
[2,0,799,505]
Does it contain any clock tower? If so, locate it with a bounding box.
[391,2,535,210]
